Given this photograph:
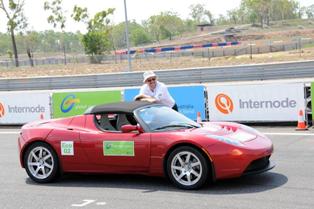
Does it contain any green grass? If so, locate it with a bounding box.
[269,18,314,29]
[303,42,314,49]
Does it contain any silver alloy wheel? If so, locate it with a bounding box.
[171,151,202,186]
[27,146,54,180]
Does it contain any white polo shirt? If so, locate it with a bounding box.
[140,81,175,108]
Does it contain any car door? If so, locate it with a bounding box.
[46,116,89,171]
[80,114,151,173]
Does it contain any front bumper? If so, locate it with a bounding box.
[207,134,274,180]
[242,156,275,176]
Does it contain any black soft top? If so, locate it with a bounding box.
[85,101,155,114]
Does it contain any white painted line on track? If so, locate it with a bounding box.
[0,131,20,134]
[263,132,314,136]
[71,200,95,207]
[96,202,107,206]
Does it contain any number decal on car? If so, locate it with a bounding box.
[61,141,74,156]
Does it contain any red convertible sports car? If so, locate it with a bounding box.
[18,101,274,189]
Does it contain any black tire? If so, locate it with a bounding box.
[23,142,59,183]
[166,146,209,190]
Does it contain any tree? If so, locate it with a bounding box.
[0,32,11,55]
[0,30,84,56]
[241,0,271,27]
[227,9,240,24]
[295,2,305,19]
[145,15,162,42]
[82,30,110,56]
[159,12,184,40]
[130,23,151,46]
[146,12,184,41]
[215,14,229,25]
[204,10,214,24]
[189,4,214,24]
[256,0,300,22]
[72,6,114,63]
[183,19,197,32]
[22,31,38,67]
[44,0,67,64]
[305,4,314,19]
[0,0,27,67]
[112,21,151,49]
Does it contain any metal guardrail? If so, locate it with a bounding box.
[0,60,314,91]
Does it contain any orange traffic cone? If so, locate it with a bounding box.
[196,112,202,124]
[296,110,308,131]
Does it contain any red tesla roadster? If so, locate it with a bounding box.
[18,101,274,189]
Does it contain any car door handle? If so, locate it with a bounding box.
[67,128,74,131]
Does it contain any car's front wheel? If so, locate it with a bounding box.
[24,142,59,183]
[166,146,209,189]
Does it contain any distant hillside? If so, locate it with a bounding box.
[132,19,314,50]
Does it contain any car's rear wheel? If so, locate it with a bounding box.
[24,142,59,183]
[166,146,209,189]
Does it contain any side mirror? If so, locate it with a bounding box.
[121,124,143,133]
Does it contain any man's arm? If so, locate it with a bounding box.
[160,84,175,105]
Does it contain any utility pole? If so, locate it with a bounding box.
[248,42,256,60]
[123,0,132,71]
[299,37,302,57]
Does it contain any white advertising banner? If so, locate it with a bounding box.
[0,92,51,124]
[207,83,305,122]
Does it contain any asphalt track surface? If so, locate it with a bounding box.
[1,126,314,209]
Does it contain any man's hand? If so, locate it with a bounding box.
[140,97,157,103]
[134,94,157,103]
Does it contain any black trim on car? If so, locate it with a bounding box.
[242,156,275,176]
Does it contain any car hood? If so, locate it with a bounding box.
[22,117,73,129]
[190,122,260,144]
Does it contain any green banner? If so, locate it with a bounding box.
[103,141,134,156]
[52,90,122,118]
[312,83,314,117]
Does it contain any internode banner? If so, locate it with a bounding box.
[124,86,206,120]
[207,83,305,122]
[52,91,122,118]
[0,92,51,124]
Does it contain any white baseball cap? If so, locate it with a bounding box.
[143,71,157,83]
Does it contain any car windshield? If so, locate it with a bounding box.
[136,105,201,131]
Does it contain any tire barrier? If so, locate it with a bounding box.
[115,42,240,55]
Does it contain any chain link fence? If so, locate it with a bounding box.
[0,39,313,68]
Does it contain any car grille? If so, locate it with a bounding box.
[245,156,270,173]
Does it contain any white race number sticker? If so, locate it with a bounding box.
[61,141,74,156]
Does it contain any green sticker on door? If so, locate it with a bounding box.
[103,141,134,156]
